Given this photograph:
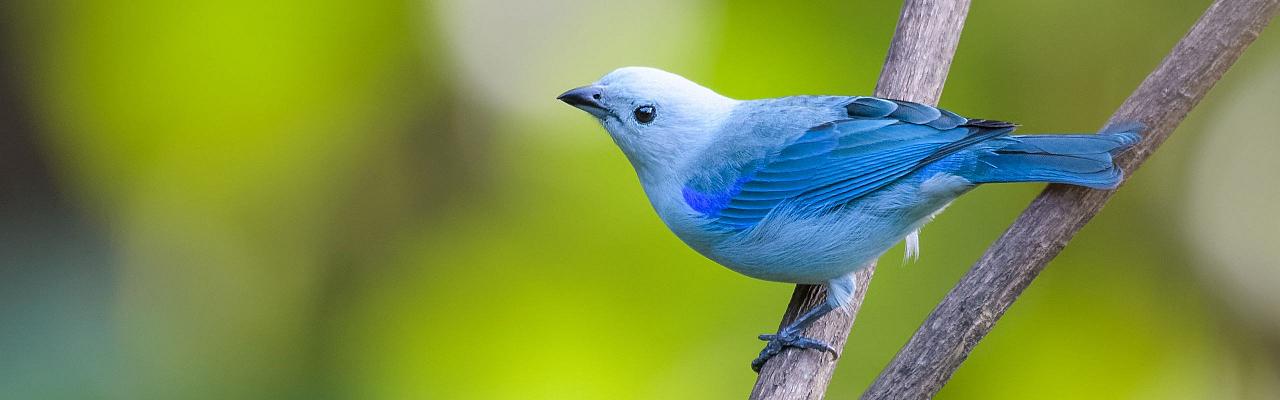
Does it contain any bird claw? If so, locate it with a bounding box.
[751,333,839,372]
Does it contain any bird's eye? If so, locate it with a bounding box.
[633,105,656,124]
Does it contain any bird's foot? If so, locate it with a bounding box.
[751,333,838,372]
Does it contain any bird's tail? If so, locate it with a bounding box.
[963,127,1142,189]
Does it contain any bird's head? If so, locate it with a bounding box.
[559,67,738,179]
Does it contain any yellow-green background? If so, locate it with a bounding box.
[2,0,1278,399]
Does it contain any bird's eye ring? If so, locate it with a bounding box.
[633,105,656,124]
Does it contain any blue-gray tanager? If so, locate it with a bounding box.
[558,67,1139,371]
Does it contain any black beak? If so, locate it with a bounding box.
[557,85,606,113]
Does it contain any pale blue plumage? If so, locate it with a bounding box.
[559,67,1140,371]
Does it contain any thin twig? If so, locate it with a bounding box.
[749,1,971,399]
[862,0,1280,398]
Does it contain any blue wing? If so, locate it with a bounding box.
[682,97,1015,231]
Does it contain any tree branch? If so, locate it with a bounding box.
[862,0,1280,398]
[750,1,971,398]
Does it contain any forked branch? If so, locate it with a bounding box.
[863,0,1280,398]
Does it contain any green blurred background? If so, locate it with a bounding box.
[2,0,1278,398]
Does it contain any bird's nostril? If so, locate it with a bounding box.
[592,93,602,100]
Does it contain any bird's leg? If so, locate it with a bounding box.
[752,302,838,372]
[751,273,858,372]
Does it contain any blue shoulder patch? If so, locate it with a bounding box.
[682,175,749,216]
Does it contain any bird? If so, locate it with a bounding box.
[558,66,1140,372]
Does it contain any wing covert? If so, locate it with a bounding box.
[683,97,1014,231]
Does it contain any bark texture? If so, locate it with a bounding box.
[862,0,1280,398]
[750,1,972,398]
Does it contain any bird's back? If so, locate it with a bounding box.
[680,96,855,201]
